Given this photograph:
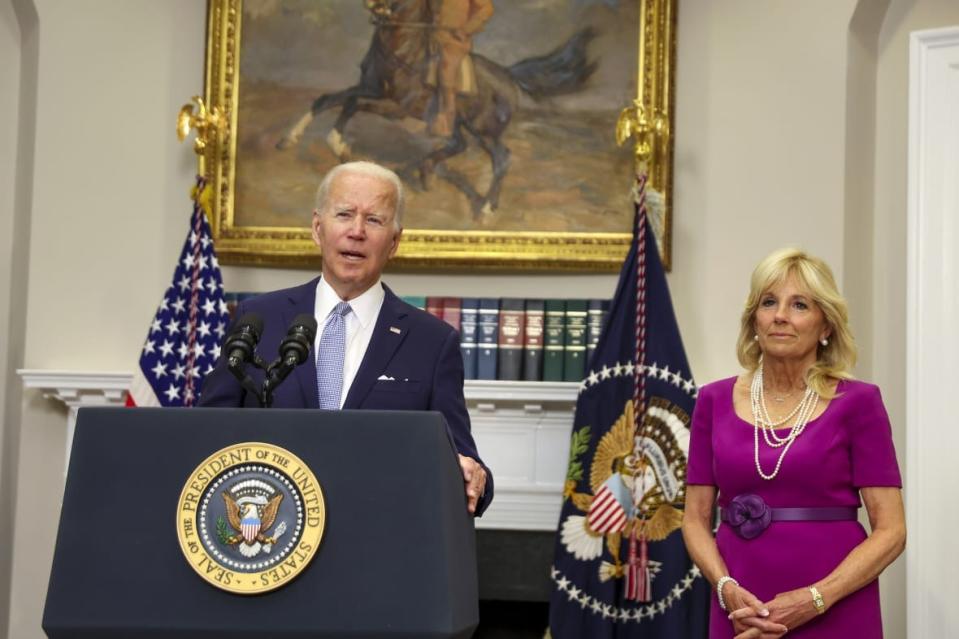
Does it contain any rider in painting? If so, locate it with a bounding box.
[426,0,494,138]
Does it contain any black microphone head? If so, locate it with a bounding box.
[225,313,264,368]
[291,313,318,342]
[236,313,264,341]
[278,314,318,367]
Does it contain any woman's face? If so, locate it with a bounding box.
[753,274,830,365]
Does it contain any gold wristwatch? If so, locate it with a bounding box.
[809,586,826,614]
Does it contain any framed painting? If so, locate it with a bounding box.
[202,0,676,270]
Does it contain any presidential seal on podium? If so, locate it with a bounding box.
[176,442,325,594]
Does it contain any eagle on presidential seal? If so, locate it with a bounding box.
[559,396,691,585]
[218,480,288,558]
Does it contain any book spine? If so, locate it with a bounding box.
[543,299,566,381]
[225,292,259,320]
[460,298,479,380]
[401,295,427,310]
[523,299,545,381]
[586,298,605,370]
[442,296,461,333]
[426,296,444,320]
[497,298,525,381]
[477,298,500,380]
[563,299,588,382]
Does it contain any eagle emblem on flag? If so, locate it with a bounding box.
[560,397,690,585]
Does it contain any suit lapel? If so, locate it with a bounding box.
[284,277,321,409]
[343,286,410,409]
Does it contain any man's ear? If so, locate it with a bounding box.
[311,210,323,246]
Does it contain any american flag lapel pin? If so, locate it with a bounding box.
[389,326,401,334]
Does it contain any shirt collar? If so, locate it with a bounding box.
[315,277,384,329]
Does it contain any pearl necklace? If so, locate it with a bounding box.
[750,365,820,480]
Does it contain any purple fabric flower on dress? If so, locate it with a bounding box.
[725,494,772,540]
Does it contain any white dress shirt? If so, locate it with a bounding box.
[313,277,385,409]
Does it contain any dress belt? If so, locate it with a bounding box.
[719,494,858,540]
[721,506,858,523]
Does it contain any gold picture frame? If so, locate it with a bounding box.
[201,0,676,271]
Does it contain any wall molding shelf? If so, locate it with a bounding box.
[16,369,578,531]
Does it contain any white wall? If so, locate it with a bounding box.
[844,0,892,382]
[6,0,957,637]
[21,0,206,370]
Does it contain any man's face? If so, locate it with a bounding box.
[312,171,402,301]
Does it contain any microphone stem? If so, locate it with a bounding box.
[228,362,266,407]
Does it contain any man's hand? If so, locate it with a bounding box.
[458,454,487,514]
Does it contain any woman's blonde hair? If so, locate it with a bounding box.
[736,248,856,398]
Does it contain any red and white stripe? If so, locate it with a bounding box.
[587,484,628,534]
[126,368,160,407]
[241,521,259,544]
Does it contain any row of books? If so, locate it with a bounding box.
[223,292,257,318]
[403,297,611,382]
[223,293,610,382]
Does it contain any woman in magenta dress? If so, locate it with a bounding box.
[682,248,905,639]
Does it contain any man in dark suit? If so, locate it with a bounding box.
[199,161,492,515]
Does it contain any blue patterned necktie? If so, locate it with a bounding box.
[316,301,352,410]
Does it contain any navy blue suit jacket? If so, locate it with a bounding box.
[198,278,493,515]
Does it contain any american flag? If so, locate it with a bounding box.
[127,177,230,407]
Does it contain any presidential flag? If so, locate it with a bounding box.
[548,173,710,637]
[127,177,231,407]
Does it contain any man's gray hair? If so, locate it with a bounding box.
[314,161,405,229]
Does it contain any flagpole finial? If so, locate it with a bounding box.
[616,99,669,171]
[177,96,225,177]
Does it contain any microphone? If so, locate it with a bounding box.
[225,313,264,368]
[278,314,318,366]
[260,314,318,407]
